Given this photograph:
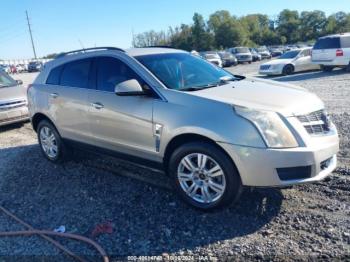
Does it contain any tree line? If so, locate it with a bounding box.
[132,9,350,51]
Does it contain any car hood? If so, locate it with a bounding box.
[189,77,324,116]
[0,85,27,102]
[263,59,294,66]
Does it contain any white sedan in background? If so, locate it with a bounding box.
[259,48,320,76]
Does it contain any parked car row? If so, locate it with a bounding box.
[0,61,43,74]
[198,46,273,67]
[259,32,350,76]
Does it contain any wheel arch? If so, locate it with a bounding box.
[31,113,56,133]
[163,133,240,175]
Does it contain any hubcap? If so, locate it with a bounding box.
[39,126,58,159]
[177,153,226,204]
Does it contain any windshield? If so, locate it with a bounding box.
[136,53,239,91]
[235,47,249,53]
[257,47,267,52]
[279,50,299,59]
[204,54,218,59]
[219,53,233,59]
[0,72,17,87]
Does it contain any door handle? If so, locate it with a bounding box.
[91,102,104,110]
[50,93,59,98]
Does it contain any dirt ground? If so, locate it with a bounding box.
[0,63,349,261]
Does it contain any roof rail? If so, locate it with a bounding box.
[55,47,125,59]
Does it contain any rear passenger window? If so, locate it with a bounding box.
[97,57,143,92]
[46,66,63,85]
[314,37,341,49]
[341,36,350,48]
[60,59,91,88]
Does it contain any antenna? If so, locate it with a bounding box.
[26,10,37,60]
[78,39,86,52]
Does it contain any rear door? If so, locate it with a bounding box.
[46,58,93,142]
[87,56,156,160]
[312,37,340,62]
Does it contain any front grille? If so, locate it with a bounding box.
[0,100,27,111]
[260,65,271,70]
[297,110,330,135]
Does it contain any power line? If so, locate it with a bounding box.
[26,10,37,60]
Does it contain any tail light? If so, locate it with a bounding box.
[336,49,343,57]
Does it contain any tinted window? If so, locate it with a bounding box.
[314,37,341,49]
[97,57,142,92]
[60,59,91,88]
[46,65,63,85]
[341,36,350,48]
[279,50,300,59]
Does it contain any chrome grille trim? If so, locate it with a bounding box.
[297,110,330,135]
[0,100,27,111]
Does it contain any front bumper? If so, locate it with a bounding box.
[0,107,29,127]
[218,134,339,187]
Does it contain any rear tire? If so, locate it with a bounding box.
[346,62,350,72]
[322,65,334,72]
[37,120,67,163]
[168,142,243,210]
[282,64,294,75]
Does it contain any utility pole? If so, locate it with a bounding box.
[26,10,37,60]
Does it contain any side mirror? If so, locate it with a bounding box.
[16,80,23,85]
[115,79,145,96]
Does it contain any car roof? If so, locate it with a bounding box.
[125,48,187,57]
[319,33,350,39]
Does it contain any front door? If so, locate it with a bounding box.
[87,56,156,160]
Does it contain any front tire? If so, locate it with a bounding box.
[37,120,66,163]
[282,64,294,75]
[169,142,242,210]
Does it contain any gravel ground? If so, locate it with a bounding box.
[1,66,349,261]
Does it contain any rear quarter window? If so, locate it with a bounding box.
[314,37,341,49]
[46,66,63,85]
[341,36,350,48]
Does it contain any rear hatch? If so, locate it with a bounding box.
[312,37,340,62]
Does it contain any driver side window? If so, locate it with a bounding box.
[97,57,145,92]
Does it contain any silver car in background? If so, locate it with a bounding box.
[228,47,253,63]
[0,71,28,126]
[28,47,339,210]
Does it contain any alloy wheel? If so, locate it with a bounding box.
[177,153,226,204]
[39,126,58,159]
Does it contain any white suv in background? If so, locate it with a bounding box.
[312,33,350,72]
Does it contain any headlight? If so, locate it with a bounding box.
[235,106,298,148]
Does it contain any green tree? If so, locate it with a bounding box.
[208,10,247,48]
[277,9,300,43]
[191,13,214,51]
[169,24,193,51]
[299,11,327,41]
